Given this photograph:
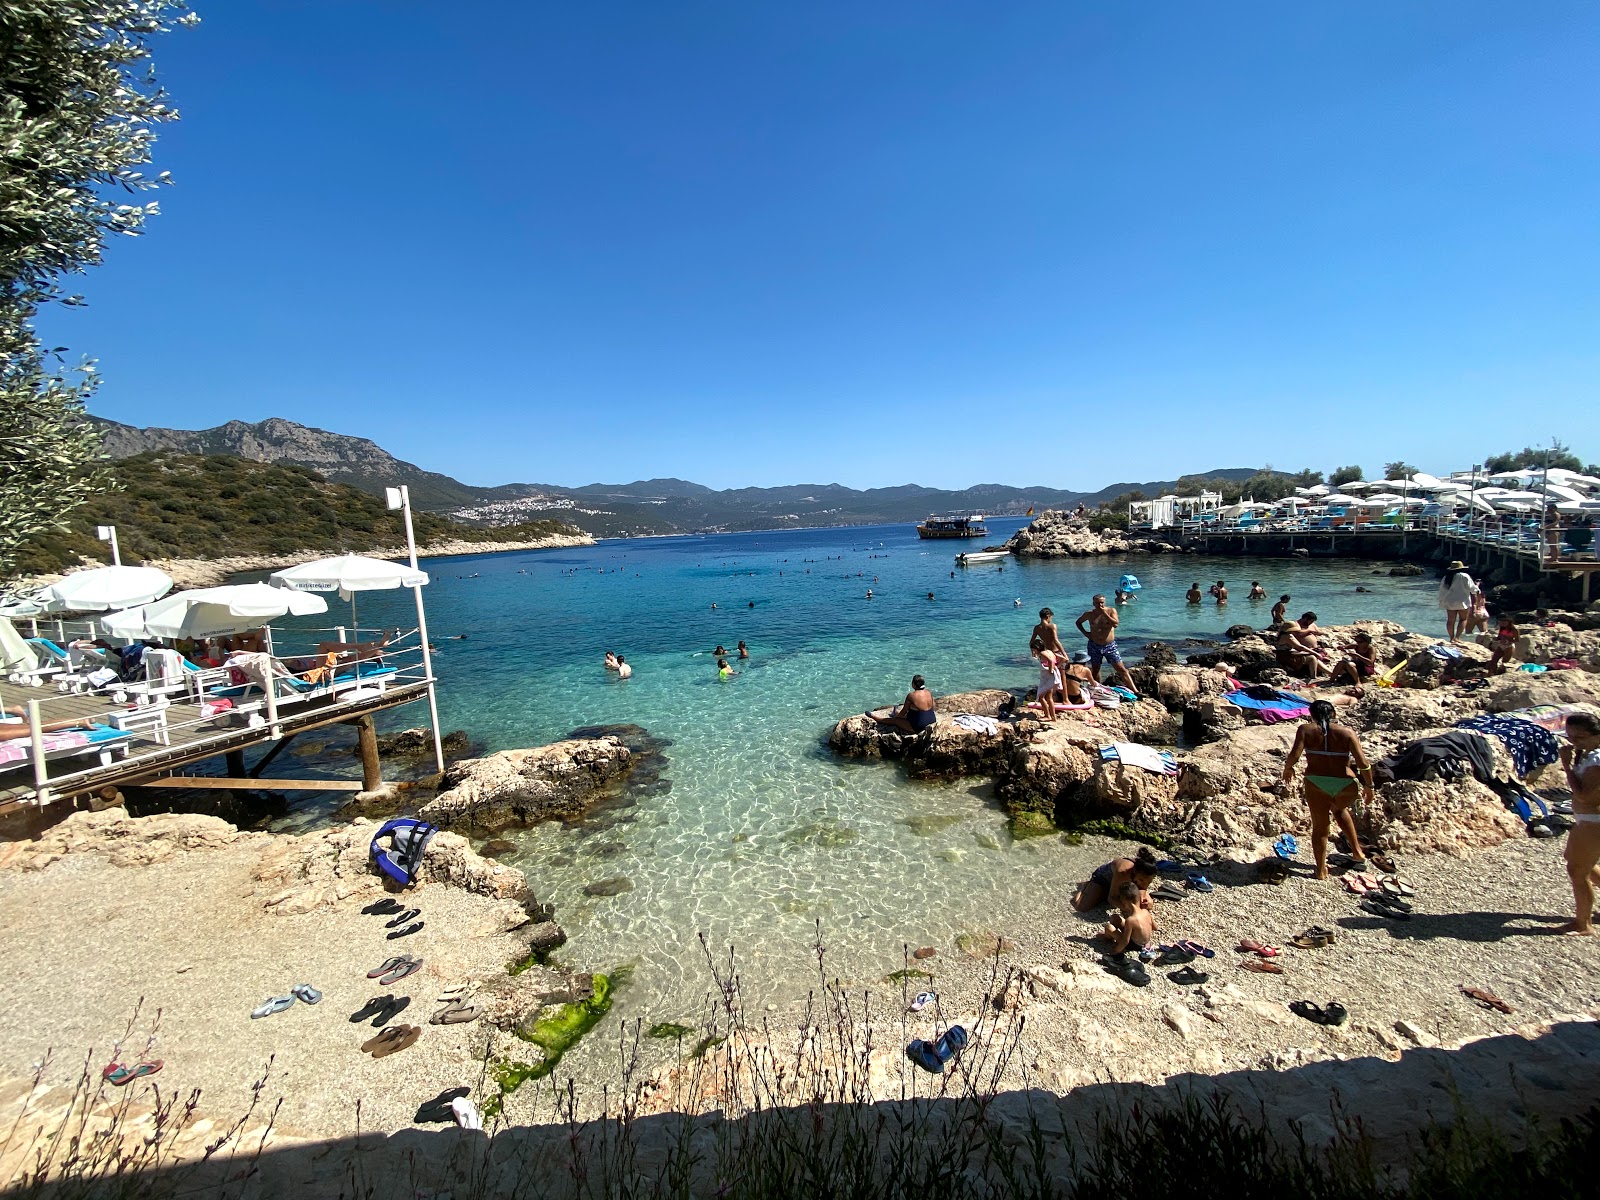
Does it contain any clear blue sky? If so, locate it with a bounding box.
[46,0,1600,491]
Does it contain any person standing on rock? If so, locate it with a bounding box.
[1277,699,1375,879]
[1036,651,1061,720]
[1030,609,1068,691]
[1558,712,1600,935]
[1438,561,1478,643]
[1075,595,1139,694]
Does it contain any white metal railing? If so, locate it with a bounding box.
[1,629,431,804]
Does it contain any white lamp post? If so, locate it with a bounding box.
[386,486,446,777]
[96,525,121,566]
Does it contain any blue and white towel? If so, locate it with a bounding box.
[1454,714,1560,778]
[1100,742,1180,776]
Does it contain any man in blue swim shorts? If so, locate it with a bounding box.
[1075,594,1140,695]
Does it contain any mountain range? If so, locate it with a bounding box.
[89,416,1262,540]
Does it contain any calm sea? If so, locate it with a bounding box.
[263,520,1442,1027]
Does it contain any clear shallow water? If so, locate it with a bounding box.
[265,522,1442,1024]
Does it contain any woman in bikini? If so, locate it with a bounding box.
[1559,712,1600,935]
[1278,699,1376,880]
[1071,845,1160,912]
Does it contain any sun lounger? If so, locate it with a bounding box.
[207,661,398,702]
[0,723,134,772]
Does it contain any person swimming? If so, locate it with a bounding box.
[717,657,737,677]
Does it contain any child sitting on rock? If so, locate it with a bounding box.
[1099,882,1156,955]
[1489,615,1520,673]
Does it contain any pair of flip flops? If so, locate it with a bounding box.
[1362,897,1411,921]
[1289,1000,1349,1026]
[1102,954,1152,987]
[1184,873,1214,893]
[250,984,321,1019]
[1272,834,1299,860]
[431,1002,479,1025]
[1168,966,1208,986]
[387,920,424,940]
[367,955,424,985]
[1342,872,1383,896]
[384,907,421,929]
[102,1060,163,1086]
[1256,858,1291,885]
[1150,881,1188,903]
[364,896,408,917]
[361,1024,421,1058]
[1172,939,1214,959]
[1290,926,1337,949]
[905,1025,968,1073]
[1153,946,1195,966]
[1236,939,1281,958]
[351,995,410,1027]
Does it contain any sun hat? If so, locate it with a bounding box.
[1070,651,1090,664]
[1447,560,1465,570]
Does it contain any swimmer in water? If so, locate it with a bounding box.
[737,640,749,659]
[717,657,736,677]
[866,589,873,599]
[604,651,619,671]
[616,655,632,679]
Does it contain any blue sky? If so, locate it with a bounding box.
[46,0,1600,491]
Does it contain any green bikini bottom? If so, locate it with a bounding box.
[1306,775,1356,798]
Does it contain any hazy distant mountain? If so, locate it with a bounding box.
[88,416,1261,539]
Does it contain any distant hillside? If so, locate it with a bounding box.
[86,416,1273,539]
[12,453,583,576]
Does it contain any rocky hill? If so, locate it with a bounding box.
[87,416,1270,539]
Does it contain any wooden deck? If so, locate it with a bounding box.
[0,680,430,812]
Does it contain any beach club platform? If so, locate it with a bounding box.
[0,670,433,815]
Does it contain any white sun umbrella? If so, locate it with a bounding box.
[1491,491,1549,504]
[0,592,47,619]
[270,554,429,634]
[1321,493,1360,505]
[39,565,173,614]
[102,582,329,640]
[1407,472,1446,489]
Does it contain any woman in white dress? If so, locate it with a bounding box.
[1437,560,1478,643]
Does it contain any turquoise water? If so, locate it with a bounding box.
[269,522,1442,1022]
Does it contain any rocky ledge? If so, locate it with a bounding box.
[1002,509,1184,559]
[829,621,1600,858]
[419,734,635,831]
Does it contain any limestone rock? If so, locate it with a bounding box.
[476,965,591,1034]
[1161,1003,1196,1039]
[369,727,472,757]
[1368,778,1524,856]
[1394,1019,1438,1048]
[420,735,633,831]
[829,689,1016,775]
[1003,510,1132,558]
[0,808,256,872]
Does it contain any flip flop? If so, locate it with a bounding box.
[1290,930,1331,949]
[1289,1000,1327,1024]
[371,1025,422,1058]
[1362,900,1410,922]
[1368,892,1413,914]
[1273,834,1299,860]
[905,1039,944,1073]
[372,996,411,1027]
[451,1096,484,1131]
[1176,939,1215,959]
[291,984,322,1005]
[1323,1001,1349,1027]
[933,1025,969,1062]
[1462,987,1514,1014]
[1370,852,1398,874]
[361,1027,405,1054]
[1236,939,1280,957]
[250,994,296,1019]
[1241,958,1283,974]
[387,921,424,940]
[363,897,403,916]
[385,908,421,929]
[1155,860,1184,875]
[1341,875,1374,896]
[1101,955,1152,987]
[1154,947,1196,966]
[1151,882,1188,903]
[1184,873,1214,893]
[105,1060,162,1086]
[1381,876,1416,897]
[1169,966,1209,985]
[101,1063,134,1085]
[1256,859,1291,885]
[429,1004,479,1025]
[380,959,424,986]
[415,1086,471,1124]
[908,990,936,1013]
[1306,925,1338,943]
[350,995,392,1024]
[367,955,412,979]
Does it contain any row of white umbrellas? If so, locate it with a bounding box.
[2,554,430,637]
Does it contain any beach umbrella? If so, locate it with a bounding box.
[270,554,430,633]
[1407,473,1446,489]
[101,583,329,640]
[39,565,173,614]
[1490,491,1548,504]
[0,592,47,618]
[1321,493,1360,505]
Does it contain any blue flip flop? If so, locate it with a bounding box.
[250,994,296,1019]
[1185,873,1214,893]
[1176,939,1216,959]
[934,1025,969,1062]
[906,1038,944,1073]
[1273,834,1298,860]
[291,984,323,1005]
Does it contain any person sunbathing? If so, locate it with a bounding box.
[0,705,104,740]
[1098,882,1156,954]
[314,628,398,664]
[869,675,935,733]
[1275,618,1327,680]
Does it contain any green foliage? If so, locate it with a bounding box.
[1384,460,1420,479]
[646,1021,696,1040]
[8,452,581,575]
[1483,442,1586,474]
[0,1,194,572]
[1330,464,1364,487]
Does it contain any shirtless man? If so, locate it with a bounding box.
[1248,581,1267,601]
[1271,595,1291,625]
[1209,580,1228,604]
[870,675,937,734]
[1559,712,1600,934]
[616,655,632,679]
[1030,608,1068,701]
[1185,582,1203,605]
[1075,594,1138,693]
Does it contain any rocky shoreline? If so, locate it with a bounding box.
[830,610,1600,855]
[1001,508,1184,558]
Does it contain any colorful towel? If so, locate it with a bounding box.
[1099,742,1180,776]
[1224,689,1309,712]
[0,725,125,767]
[1454,714,1561,778]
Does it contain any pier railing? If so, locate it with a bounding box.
[1,628,433,806]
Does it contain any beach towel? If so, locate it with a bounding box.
[0,725,125,767]
[1224,689,1309,713]
[1498,704,1594,733]
[1089,685,1122,709]
[951,713,1000,736]
[1454,714,1560,778]
[1099,742,1179,776]
[1375,731,1497,786]
[1257,705,1311,724]
[1427,643,1465,661]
